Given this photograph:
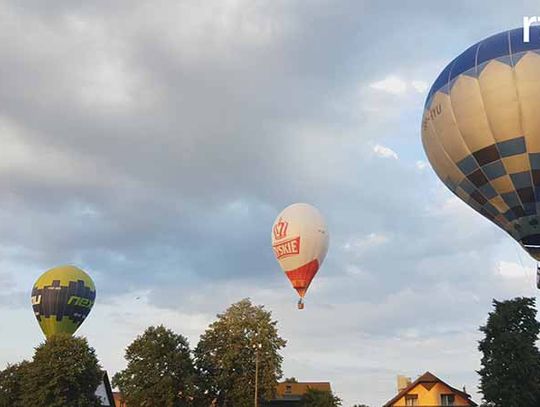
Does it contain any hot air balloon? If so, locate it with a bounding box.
[422,26,540,283]
[31,265,96,338]
[271,203,329,309]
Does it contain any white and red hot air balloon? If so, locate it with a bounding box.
[271,203,329,309]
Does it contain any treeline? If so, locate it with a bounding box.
[113,298,287,406]
[5,296,540,407]
[0,298,342,407]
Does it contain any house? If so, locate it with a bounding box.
[263,380,332,406]
[112,392,127,407]
[95,371,116,407]
[382,372,477,406]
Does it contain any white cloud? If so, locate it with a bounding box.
[373,144,399,160]
[132,0,288,62]
[370,75,408,95]
[369,76,429,96]
[78,58,138,109]
[416,160,428,170]
[344,264,371,278]
[495,260,528,280]
[0,118,118,187]
[431,195,469,216]
[411,80,429,93]
[344,232,390,252]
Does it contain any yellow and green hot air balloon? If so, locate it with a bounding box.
[31,265,96,338]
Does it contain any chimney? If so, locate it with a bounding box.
[397,375,412,392]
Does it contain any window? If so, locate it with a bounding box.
[441,394,455,406]
[405,395,418,406]
[285,385,292,394]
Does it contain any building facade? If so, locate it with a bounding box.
[382,372,477,407]
[263,380,332,406]
[95,372,116,407]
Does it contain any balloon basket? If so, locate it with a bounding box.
[297,299,304,310]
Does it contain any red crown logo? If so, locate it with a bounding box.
[273,218,288,240]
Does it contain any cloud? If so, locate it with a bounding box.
[373,144,399,159]
[369,77,429,96]
[411,80,429,93]
[344,232,390,252]
[370,75,408,95]
[416,160,428,170]
[495,260,530,280]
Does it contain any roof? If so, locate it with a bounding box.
[425,26,540,108]
[382,372,477,407]
[263,401,303,407]
[275,381,332,399]
[95,371,116,407]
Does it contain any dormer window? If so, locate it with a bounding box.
[405,394,418,406]
[441,394,455,406]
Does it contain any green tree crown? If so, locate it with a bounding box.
[478,297,540,407]
[194,298,287,407]
[21,334,102,407]
[0,361,30,407]
[113,325,195,407]
[301,387,342,407]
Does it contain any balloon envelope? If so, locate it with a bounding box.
[31,265,96,338]
[422,26,540,260]
[271,203,329,299]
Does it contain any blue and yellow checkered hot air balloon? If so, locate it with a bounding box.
[31,265,96,338]
[422,27,540,271]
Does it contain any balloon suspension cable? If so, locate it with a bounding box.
[537,262,540,290]
[513,241,531,290]
[297,298,304,310]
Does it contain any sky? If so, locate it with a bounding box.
[1,1,540,406]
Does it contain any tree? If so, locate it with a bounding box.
[0,361,30,407]
[301,388,342,407]
[113,325,195,407]
[194,298,287,407]
[21,334,102,407]
[478,297,540,407]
